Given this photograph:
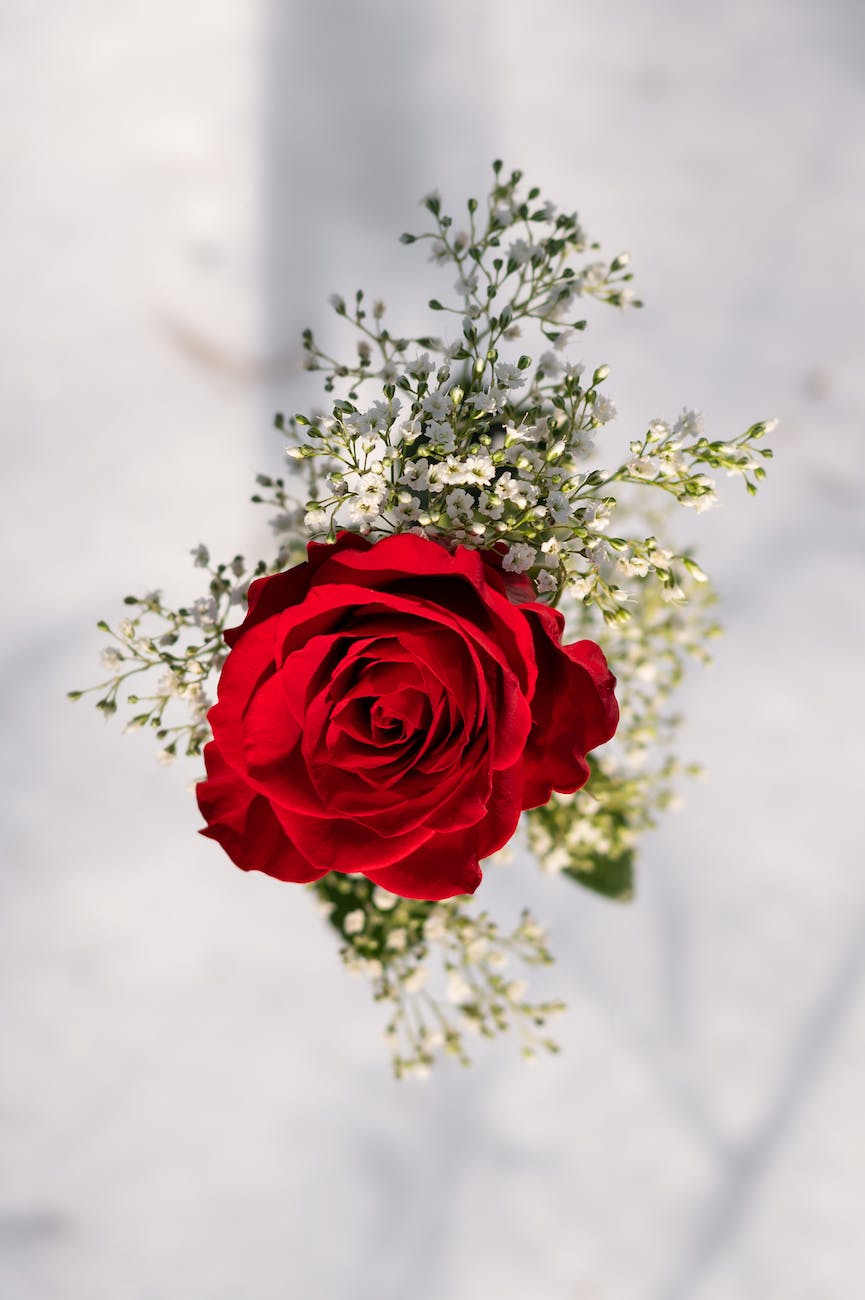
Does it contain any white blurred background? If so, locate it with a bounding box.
[2,2,864,1297]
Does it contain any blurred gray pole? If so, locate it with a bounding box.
[258,5,498,1297]
[260,0,439,436]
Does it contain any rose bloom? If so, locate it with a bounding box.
[197,532,617,900]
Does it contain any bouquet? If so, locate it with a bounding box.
[71,162,773,1077]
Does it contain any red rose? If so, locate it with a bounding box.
[196,532,618,900]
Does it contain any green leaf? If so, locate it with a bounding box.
[563,849,634,902]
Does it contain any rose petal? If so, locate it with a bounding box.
[196,743,326,884]
[361,833,483,901]
[520,605,619,807]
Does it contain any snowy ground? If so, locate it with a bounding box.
[2,1,864,1297]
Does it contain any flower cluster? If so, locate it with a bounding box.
[317,870,563,1077]
[72,162,773,1076]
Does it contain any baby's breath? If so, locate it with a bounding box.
[316,872,563,1077]
[72,161,773,1075]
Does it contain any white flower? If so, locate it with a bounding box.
[503,543,536,574]
[347,497,382,526]
[391,495,421,525]
[616,554,650,578]
[462,452,495,485]
[100,646,123,671]
[428,240,449,265]
[454,271,478,297]
[674,408,704,438]
[504,421,541,445]
[570,573,597,598]
[403,966,429,993]
[538,351,562,376]
[386,929,408,952]
[368,397,400,433]
[496,473,538,508]
[579,262,607,291]
[446,971,473,1004]
[546,490,571,523]
[440,455,468,485]
[540,845,572,875]
[508,238,533,266]
[426,419,456,451]
[372,886,398,911]
[688,491,719,513]
[191,598,217,630]
[628,457,657,480]
[495,362,525,390]
[344,909,365,935]
[409,352,435,379]
[540,286,575,320]
[426,462,449,491]
[353,471,388,503]
[328,293,346,313]
[424,913,447,943]
[445,489,474,522]
[190,544,210,568]
[422,390,451,420]
[466,937,489,962]
[157,669,182,697]
[342,410,369,435]
[465,387,491,413]
[593,393,617,424]
[345,399,400,437]
[398,460,429,492]
[536,569,558,595]
[660,449,688,474]
[304,508,329,532]
[477,490,503,520]
[187,686,211,722]
[492,203,514,226]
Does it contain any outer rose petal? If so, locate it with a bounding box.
[520,603,619,808]
[362,833,483,901]
[197,743,327,884]
[361,761,524,900]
